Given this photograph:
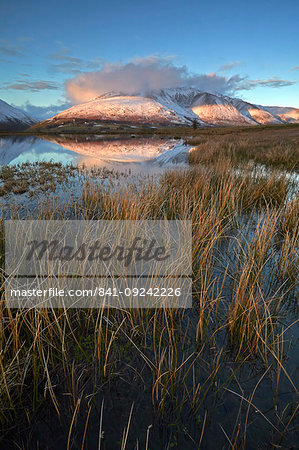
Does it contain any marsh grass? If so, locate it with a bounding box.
[0,131,298,448]
[0,161,128,204]
[189,131,299,172]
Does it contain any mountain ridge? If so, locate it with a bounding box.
[0,99,35,131]
[30,87,299,130]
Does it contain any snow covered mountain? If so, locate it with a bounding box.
[258,106,299,123]
[31,88,299,130]
[0,99,35,131]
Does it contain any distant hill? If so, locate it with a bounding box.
[0,99,36,131]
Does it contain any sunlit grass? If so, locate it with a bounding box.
[0,128,298,448]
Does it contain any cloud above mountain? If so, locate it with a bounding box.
[65,57,296,104]
[65,57,245,103]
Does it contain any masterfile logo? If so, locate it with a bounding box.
[25,236,170,266]
[5,220,192,309]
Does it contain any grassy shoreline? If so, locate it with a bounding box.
[0,121,299,137]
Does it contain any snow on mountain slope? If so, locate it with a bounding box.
[0,99,35,131]
[247,108,283,125]
[148,88,207,125]
[32,87,299,130]
[230,99,283,125]
[191,93,256,126]
[149,89,286,126]
[149,89,296,126]
[52,95,189,125]
[260,106,299,123]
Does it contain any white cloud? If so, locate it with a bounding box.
[65,56,246,103]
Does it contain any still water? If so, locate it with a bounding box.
[0,135,191,172]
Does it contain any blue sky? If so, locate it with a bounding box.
[0,0,298,117]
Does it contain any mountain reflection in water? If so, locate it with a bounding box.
[0,135,191,172]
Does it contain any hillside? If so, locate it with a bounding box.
[29,88,299,131]
[0,99,35,131]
